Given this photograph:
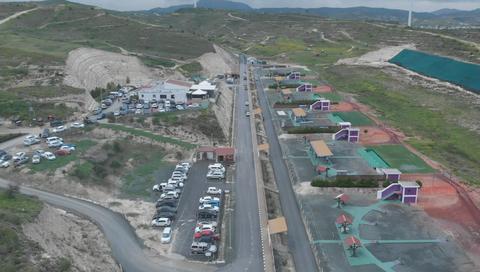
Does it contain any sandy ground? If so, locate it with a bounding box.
[23,204,120,272]
[197,44,237,77]
[358,126,396,145]
[64,47,155,91]
[330,102,354,112]
[336,44,416,67]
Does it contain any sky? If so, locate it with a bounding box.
[1,0,479,12]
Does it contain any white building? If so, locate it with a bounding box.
[191,80,216,97]
[137,79,192,104]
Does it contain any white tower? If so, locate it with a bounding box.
[408,0,413,27]
[193,0,197,8]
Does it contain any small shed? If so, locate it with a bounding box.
[310,140,333,158]
[291,108,307,123]
[381,168,402,182]
[339,122,352,129]
[296,83,313,92]
[398,181,420,204]
[197,146,235,163]
[310,99,331,111]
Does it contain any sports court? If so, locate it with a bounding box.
[329,111,374,126]
[368,145,434,173]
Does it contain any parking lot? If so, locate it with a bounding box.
[150,160,231,261]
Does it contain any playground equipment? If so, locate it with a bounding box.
[379,168,402,182]
[310,99,331,111]
[345,236,362,257]
[336,214,353,233]
[338,122,351,129]
[332,127,360,143]
[335,193,349,208]
[376,181,420,204]
[296,83,313,92]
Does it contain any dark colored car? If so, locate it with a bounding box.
[156,206,177,213]
[0,150,7,157]
[0,154,12,161]
[155,200,177,208]
[96,113,106,120]
[153,211,175,220]
[50,120,64,128]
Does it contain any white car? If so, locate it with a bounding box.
[136,103,143,109]
[13,152,26,161]
[151,103,158,108]
[153,184,162,192]
[176,105,185,110]
[151,218,171,227]
[23,137,40,146]
[135,109,142,114]
[0,161,10,168]
[60,145,75,152]
[206,170,225,179]
[246,111,250,117]
[44,152,56,160]
[70,122,85,128]
[199,196,220,204]
[197,221,218,228]
[31,155,41,164]
[198,203,219,212]
[187,103,200,109]
[160,191,179,200]
[113,111,120,116]
[161,227,172,243]
[52,126,66,133]
[206,187,222,195]
[46,136,63,143]
[208,163,225,172]
[48,140,63,148]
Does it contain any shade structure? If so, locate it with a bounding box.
[335,193,350,203]
[335,214,353,225]
[344,236,361,247]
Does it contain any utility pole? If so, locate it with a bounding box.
[408,0,413,27]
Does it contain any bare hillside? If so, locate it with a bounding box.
[64,48,154,91]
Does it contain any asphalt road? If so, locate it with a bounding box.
[0,178,211,272]
[253,66,319,272]
[219,54,264,272]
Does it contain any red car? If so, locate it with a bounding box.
[193,230,219,240]
[54,149,70,156]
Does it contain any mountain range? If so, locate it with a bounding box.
[146,0,480,26]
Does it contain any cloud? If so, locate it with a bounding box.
[1,0,478,11]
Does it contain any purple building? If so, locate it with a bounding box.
[310,99,331,111]
[332,127,360,143]
[286,71,301,80]
[296,83,313,92]
[377,181,420,204]
[381,168,402,182]
[339,122,351,129]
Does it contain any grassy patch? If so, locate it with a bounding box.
[6,85,84,99]
[100,123,196,149]
[323,66,480,184]
[122,154,166,198]
[0,190,43,225]
[179,61,203,76]
[332,111,374,126]
[29,139,96,172]
[369,145,434,174]
[314,92,342,103]
[140,56,176,68]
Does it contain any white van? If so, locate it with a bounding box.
[46,136,63,144]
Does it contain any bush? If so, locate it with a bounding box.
[110,160,122,169]
[286,126,340,134]
[311,177,379,188]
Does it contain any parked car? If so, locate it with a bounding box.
[187,103,200,109]
[136,103,143,109]
[155,200,177,208]
[32,155,41,164]
[46,136,63,143]
[23,137,40,146]
[41,128,50,138]
[50,120,63,128]
[135,109,142,115]
[14,156,29,167]
[245,101,249,106]
[0,150,7,158]
[160,191,179,200]
[48,140,63,148]
[208,163,225,172]
[34,150,45,157]
[198,203,219,212]
[157,206,177,213]
[0,154,12,161]
[12,152,26,161]
[0,160,10,168]
[60,145,75,152]
[199,196,220,204]
[176,105,185,110]
[151,218,171,227]
[191,242,217,255]
[54,149,70,156]
[245,111,250,117]
[206,187,222,195]
[151,103,158,108]
[206,170,225,179]
[113,111,120,116]
[161,227,172,244]
[194,224,216,233]
[96,113,106,120]
[44,152,56,160]
[70,122,85,128]
[52,126,66,133]
[153,211,175,220]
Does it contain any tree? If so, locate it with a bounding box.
[6,184,19,198]
[126,77,130,84]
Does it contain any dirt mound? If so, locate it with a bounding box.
[336,44,415,67]
[64,47,154,91]
[23,205,120,272]
[197,44,238,77]
[358,126,396,145]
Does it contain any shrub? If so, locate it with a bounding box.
[286,126,340,134]
[311,177,379,188]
